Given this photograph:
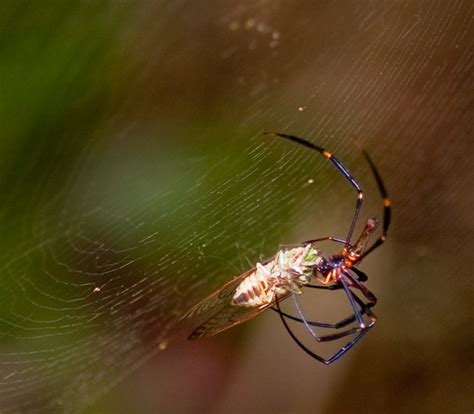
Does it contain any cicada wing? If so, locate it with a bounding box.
[182,255,280,339]
[181,273,248,321]
[188,301,275,339]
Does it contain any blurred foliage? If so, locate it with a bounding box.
[0,2,120,237]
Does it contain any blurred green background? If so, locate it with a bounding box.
[0,1,472,413]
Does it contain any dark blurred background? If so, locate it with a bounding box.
[0,1,472,413]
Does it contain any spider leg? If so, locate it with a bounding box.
[353,145,391,263]
[272,307,357,329]
[303,236,348,245]
[351,266,368,282]
[305,283,342,290]
[275,296,329,364]
[323,321,375,364]
[272,274,375,331]
[265,132,363,247]
[306,266,369,286]
[275,294,376,364]
[298,274,375,349]
[271,291,371,330]
[338,275,366,327]
[307,268,369,285]
[344,270,377,305]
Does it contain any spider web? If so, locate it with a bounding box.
[1,1,473,413]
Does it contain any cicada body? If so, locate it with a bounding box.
[182,244,323,339]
